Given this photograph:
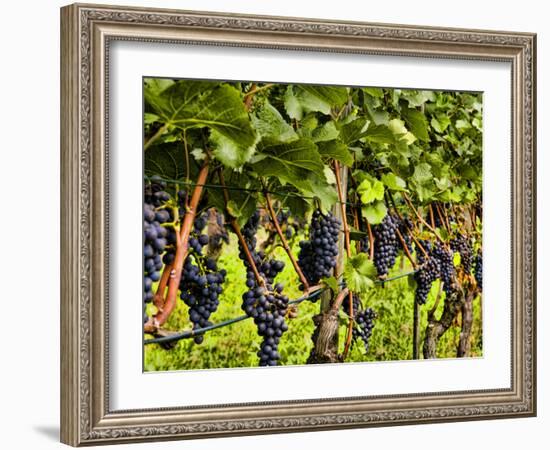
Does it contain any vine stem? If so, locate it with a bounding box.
[387,190,404,222]
[144,160,210,332]
[387,193,427,258]
[395,228,417,269]
[333,161,354,360]
[427,281,444,321]
[243,83,275,99]
[330,288,350,314]
[402,193,443,243]
[144,123,169,151]
[413,300,420,359]
[435,202,451,233]
[153,263,172,310]
[366,221,375,260]
[409,230,430,260]
[218,169,265,287]
[429,204,436,229]
[263,190,310,291]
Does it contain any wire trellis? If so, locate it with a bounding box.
[144,175,362,208]
[144,269,417,346]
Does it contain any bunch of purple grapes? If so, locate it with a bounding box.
[239,211,290,366]
[297,209,340,286]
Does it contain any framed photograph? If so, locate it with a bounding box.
[60,3,536,446]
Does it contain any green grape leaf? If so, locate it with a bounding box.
[311,121,340,142]
[381,172,407,191]
[282,194,311,218]
[144,112,161,125]
[357,175,385,204]
[284,85,348,119]
[144,78,175,98]
[253,138,324,181]
[400,90,436,107]
[321,276,340,294]
[431,114,451,133]
[401,107,429,142]
[339,118,369,145]
[209,129,256,168]
[317,140,354,166]
[363,124,395,144]
[389,118,416,145]
[144,141,198,181]
[323,166,336,184]
[252,101,298,143]
[145,80,257,160]
[208,172,259,227]
[362,200,388,224]
[344,254,377,293]
[226,200,242,218]
[363,87,384,98]
[412,162,433,184]
[252,138,335,208]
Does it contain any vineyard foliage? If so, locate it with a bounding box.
[143,78,483,369]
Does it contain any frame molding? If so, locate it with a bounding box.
[60,3,536,446]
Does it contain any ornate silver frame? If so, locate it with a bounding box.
[60,3,536,446]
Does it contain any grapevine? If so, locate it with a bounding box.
[141,78,484,369]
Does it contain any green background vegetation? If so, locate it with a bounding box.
[145,234,482,371]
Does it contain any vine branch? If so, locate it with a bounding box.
[263,189,310,291]
[144,160,210,333]
[334,161,355,360]
[218,169,266,287]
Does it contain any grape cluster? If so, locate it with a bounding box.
[144,176,171,207]
[342,292,360,317]
[179,215,226,344]
[354,308,376,351]
[474,250,483,291]
[432,242,456,295]
[372,215,399,277]
[143,203,170,304]
[297,210,341,286]
[242,283,289,366]
[414,241,440,305]
[451,234,473,272]
[239,212,290,366]
[341,294,376,352]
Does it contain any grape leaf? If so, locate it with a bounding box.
[389,118,416,145]
[363,124,395,144]
[381,172,407,191]
[209,129,256,168]
[145,80,257,158]
[321,276,340,294]
[431,114,451,133]
[363,87,384,98]
[144,141,198,181]
[253,138,324,183]
[284,85,348,119]
[252,101,298,143]
[311,121,340,142]
[412,162,433,184]
[362,200,388,224]
[343,254,376,293]
[317,140,353,166]
[357,176,385,204]
[401,107,429,142]
[339,118,369,145]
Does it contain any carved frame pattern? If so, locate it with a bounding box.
[60,3,536,446]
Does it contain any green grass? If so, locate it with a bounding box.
[144,235,482,372]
